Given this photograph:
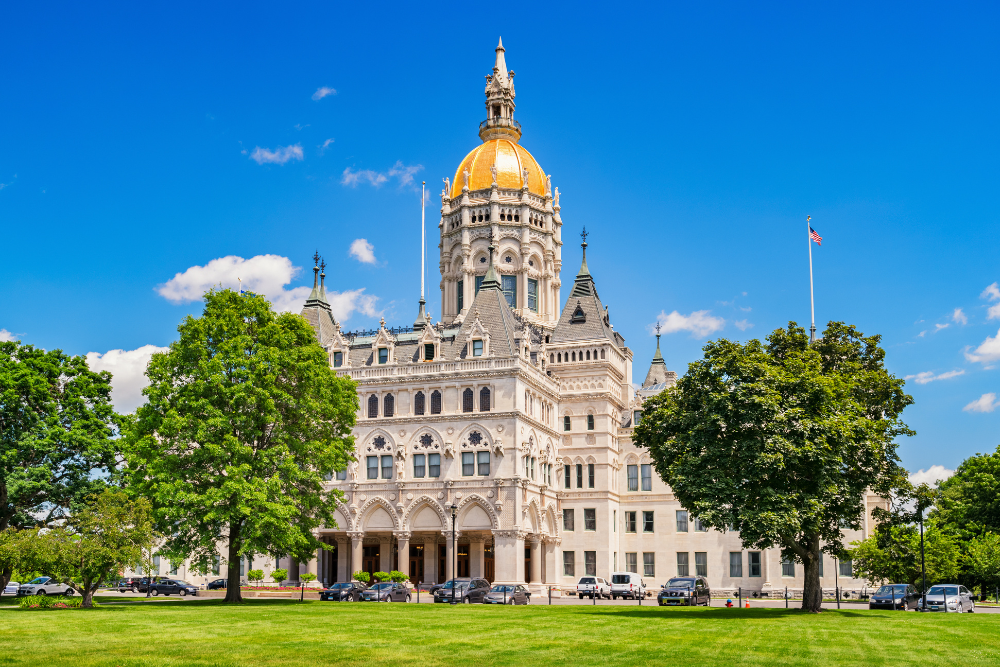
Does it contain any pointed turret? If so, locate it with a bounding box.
[478,232,502,291]
[569,226,596,298]
[480,37,520,142]
[642,324,668,388]
[301,252,339,347]
[552,228,624,348]
[305,250,322,303]
[494,37,508,82]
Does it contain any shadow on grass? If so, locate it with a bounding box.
[574,606,874,620]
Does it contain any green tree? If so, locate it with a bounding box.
[123,290,357,603]
[964,532,1000,595]
[300,572,317,585]
[247,569,264,584]
[849,522,960,586]
[271,568,288,584]
[373,570,389,583]
[389,570,408,583]
[634,322,913,612]
[353,570,370,584]
[0,340,121,593]
[934,445,1000,538]
[46,489,157,608]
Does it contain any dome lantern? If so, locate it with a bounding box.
[479,37,521,143]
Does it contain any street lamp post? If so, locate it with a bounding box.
[919,506,927,612]
[450,504,458,605]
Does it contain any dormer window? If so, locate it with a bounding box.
[571,302,586,323]
[424,343,435,361]
[472,340,484,357]
[333,351,343,368]
[378,348,388,364]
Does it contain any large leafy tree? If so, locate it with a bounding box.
[634,322,913,612]
[849,522,960,586]
[0,341,120,594]
[123,289,357,603]
[933,445,1000,538]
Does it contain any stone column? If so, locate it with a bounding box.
[394,531,411,580]
[491,530,525,585]
[529,536,542,584]
[379,535,393,574]
[348,531,364,581]
[444,531,460,581]
[423,538,437,584]
[336,537,349,583]
[542,538,558,585]
[469,537,485,579]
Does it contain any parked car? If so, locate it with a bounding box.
[149,579,199,597]
[4,581,20,596]
[132,576,170,593]
[115,578,143,593]
[657,577,711,606]
[206,578,227,590]
[576,576,610,599]
[18,577,74,597]
[869,584,920,610]
[433,578,491,603]
[920,584,975,613]
[360,582,411,602]
[610,572,646,600]
[320,582,367,601]
[484,584,531,605]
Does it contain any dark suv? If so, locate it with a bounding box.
[657,577,711,606]
[207,578,227,590]
[116,578,143,593]
[433,578,491,604]
[869,584,920,610]
[321,581,367,601]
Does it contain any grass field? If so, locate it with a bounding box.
[1,599,998,666]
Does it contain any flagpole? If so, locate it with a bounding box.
[807,215,816,343]
[421,182,426,302]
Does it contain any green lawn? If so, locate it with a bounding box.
[1,600,998,666]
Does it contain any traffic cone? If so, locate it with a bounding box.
[745,600,750,608]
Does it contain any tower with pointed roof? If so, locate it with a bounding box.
[300,252,339,347]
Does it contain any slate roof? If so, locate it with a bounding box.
[551,245,625,348]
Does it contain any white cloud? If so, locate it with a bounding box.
[734,319,753,331]
[982,282,1000,301]
[86,344,169,413]
[908,465,955,487]
[0,329,18,342]
[349,239,376,264]
[904,369,965,385]
[156,254,379,321]
[249,144,304,165]
[341,160,423,188]
[965,328,1000,364]
[650,310,725,338]
[963,392,999,413]
[934,323,950,332]
[952,308,968,325]
[319,138,335,154]
[312,86,336,101]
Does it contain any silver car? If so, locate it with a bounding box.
[920,584,975,612]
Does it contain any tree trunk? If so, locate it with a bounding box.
[81,583,95,609]
[800,535,823,613]
[224,524,243,603]
[0,565,11,600]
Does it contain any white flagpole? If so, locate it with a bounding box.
[807,215,816,343]
[421,182,426,302]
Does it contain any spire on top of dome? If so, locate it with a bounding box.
[481,38,520,142]
[494,37,508,82]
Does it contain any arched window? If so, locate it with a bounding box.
[571,351,576,361]
[431,390,442,415]
[549,354,554,363]
[557,353,562,362]
[414,391,425,416]
[586,350,591,360]
[463,388,474,413]
[367,395,378,418]
[600,349,605,360]
[479,387,491,412]
[383,394,394,418]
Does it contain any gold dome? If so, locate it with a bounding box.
[451,139,546,199]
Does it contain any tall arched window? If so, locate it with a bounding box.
[586,350,591,360]
[430,390,442,414]
[414,391,425,415]
[600,349,605,359]
[383,394,394,418]
[479,387,491,412]
[367,395,378,418]
[549,354,554,364]
[571,351,576,361]
[463,388,474,413]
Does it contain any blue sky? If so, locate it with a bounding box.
[2,1,999,478]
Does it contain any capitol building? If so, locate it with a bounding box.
[148,40,879,596]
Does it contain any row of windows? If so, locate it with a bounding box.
[778,557,853,578]
[524,457,553,485]
[626,464,653,491]
[457,276,538,313]
[563,464,596,489]
[550,348,606,364]
[561,508,597,532]
[563,552,857,579]
[365,388,490,418]
[562,415,595,431]
[365,452,491,479]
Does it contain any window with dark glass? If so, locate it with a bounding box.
[676,552,690,577]
[563,416,571,431]
[643,511,654,533]
[695,552,707,577]
[367,395,378,418]
[501,274,517,308]
[475,275,484,294]
[730,552,743,577]
[413,454,425,478]
[782,559,795,577]
[640,464,652,491]
[477,451,490,476]
[632,410,641,425]
[588,463,595,488]
[430,390,441,414]
[333,351,343,367]
[335,469,347,480]
[367,456,378,479]
[587,414,594,430]
[428,453,441,477]
[676,510,689,532]
[585,551,596,576]
[749,551,761,577]
[643,552,655,577]
[839,559,853,577]
[479,387,490,411]
[627,465,638,492]
[626,552,637,573]
[414,391,425,415]
[457,280,464,313]
[584,508,596,531]
[576,464,583,488]
[462,388,474,413]
[625,510,636,533]
[694,516,707,532]
[563,508,575,531]
[527,278,538,312]
[383,394,394,418]
[564,465,571,488]
[462,452,474,476]
[424,344,434,361]
[378,348,388,364]
[472,339,483,356]
[381,455,392,479]
[563,551,575,576]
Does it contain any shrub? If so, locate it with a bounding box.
[270,568,288,583]
[247,569,264,584]
[372,571,389,583]
[18,595,84,609]
[389,570,408,583]
[353,570,370,583]
[300,572,317,584]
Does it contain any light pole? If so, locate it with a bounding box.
[450,504,458,605]
[919,506,927,611]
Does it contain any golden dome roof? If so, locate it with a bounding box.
[451,139,546,199]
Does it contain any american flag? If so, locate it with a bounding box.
[809,226,822,246]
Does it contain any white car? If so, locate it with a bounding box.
[3,581,19,596]
[18,577,75,597]
[610,572,647,600]
[576,576,610,599]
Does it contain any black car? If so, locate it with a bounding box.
[433,578,491,603]
[657,577,711,606]
[207,578,227,590]
[133,576,170,593]
[149,579,199,597]
[116,577,143,593]
[320,581,367,601]
[869,584,920,610]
